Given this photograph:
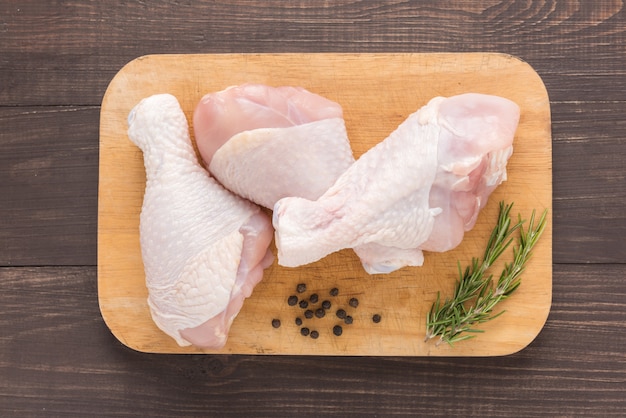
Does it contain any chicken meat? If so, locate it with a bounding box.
[273,93,520,272]
[193,83,355,209]
[127,93,274,349]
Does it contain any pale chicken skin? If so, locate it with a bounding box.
[273,93,520,272]
[193,83,355,209]
[127,94,274,349]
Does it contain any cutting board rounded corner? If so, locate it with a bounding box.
[97,298,147,354]
[99,54,169,128]
[506,296,553,357]
[98,293,191,355]
[101,54,155,100]
[506,53,553,125]
[497,53,549,87]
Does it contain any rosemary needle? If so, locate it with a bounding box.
[425,201,548,346]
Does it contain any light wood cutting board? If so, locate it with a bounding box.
[98,53,552,356]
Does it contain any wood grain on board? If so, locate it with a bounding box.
[98,53,552,355]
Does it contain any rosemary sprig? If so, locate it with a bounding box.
[425,201,548,346]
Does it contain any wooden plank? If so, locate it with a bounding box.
[552,102,626,263]
[1,264,625,416]
[1,1,624,105]
[553,102,626,263]
[0,107,99,266]
[98,52,552,355]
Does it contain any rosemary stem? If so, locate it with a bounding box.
[425,201,548,346]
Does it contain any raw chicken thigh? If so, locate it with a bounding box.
[193,83,355,209]
[127,93,274,349]
[273,93,520,272]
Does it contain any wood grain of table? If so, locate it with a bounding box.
[1,1,625,416]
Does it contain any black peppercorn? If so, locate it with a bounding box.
[372,314,381,323]
[336,309,346,319]
[296,283,307,293]
[333,325,343,336]
[287,295,298,306]
[309,293,319,303]
[344,315,353,325]
[295,317,303,326]
[272,319,281,328]
[304,309,314,319]
[330,287,339,297]
[349,298,359,308]
[301,327,310,336]
[315,308,325,318]
[310,330,319,339]
[299,300,309,309]
[322,300,331,310]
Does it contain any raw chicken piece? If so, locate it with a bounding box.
[273,93,520,272]
[127,93,274,349]
[419,94,519,252]
[193,83,355,209]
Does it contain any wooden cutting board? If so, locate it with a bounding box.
[98,53,552,356]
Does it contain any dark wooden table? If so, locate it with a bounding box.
[2,2,625,416]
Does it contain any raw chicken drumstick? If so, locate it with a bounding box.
[193,83,355,209]
[127,94,274,349]
[273,93,520,272]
